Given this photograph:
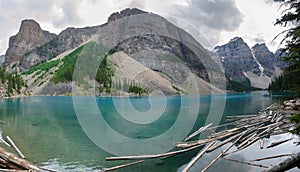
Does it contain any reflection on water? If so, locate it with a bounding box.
[0,91,297,171]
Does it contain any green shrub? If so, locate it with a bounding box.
[23,59,60,75]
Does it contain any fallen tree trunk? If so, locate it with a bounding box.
[0,147,39,170]
[251,154,294,162]
[266,138,293,149]
[184,123,213,141]
[182,141,215,172]
[100,160,144,172]
[263,152,300,172]
[201,131,246,172]
[6,136,25,159]
[106,144,202,161]
[222,157,268,168]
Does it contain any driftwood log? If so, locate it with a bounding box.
[0,147,39,170]
[263,152,300,172]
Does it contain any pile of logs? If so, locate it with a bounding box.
[0,136,41,171]
[106,99,300,172]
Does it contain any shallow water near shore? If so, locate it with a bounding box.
[0,91,298,172]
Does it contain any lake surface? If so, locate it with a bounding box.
[0,91,299,172]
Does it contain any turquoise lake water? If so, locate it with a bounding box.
[0,91,298,172]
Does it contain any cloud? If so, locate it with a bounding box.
[173,0,243,31]
[129,0,147,9]
[0,0,283,55]
[168,0,243,48]
[52,0,82,28]
[0,0,84,54]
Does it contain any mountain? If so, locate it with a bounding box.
[5,8,225,96]
[4,19,56,65]
[19,8,148,71]
[214,37,285,89]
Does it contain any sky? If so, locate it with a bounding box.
[0,0,286,55]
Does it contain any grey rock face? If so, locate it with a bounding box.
[215,37,259,80]
[214,37,287,89]
[4,19,56,65]
[39,82,72,95]
[20,25,102,70]
[107,8,147,24]
[112,34,208,82]
[252,43,275,77]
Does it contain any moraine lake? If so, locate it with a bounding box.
[0,91,299,172]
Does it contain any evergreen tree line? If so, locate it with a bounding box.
[270,0,300,135]
[269,0,300,96]
[108,78,147,95]
[0,67,27,96]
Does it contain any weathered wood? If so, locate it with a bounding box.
[259,139,264,149]
[100,160,144,172]
[266,138,293,149]
[177,131,238,149]
[271,113,277,123]
[184,123,213,141]
[222,157,268,168]
[201,131,246,172]
[238,136,260,150]
[0,156,22,170]
[251,154,295,162]
[106,144,202,161]
[0,138,11,148]
[182,141,215,172]
[0,169,29,172]
[237,133,257,149]
[0,147,39,170]
[226,114,259,119]
[263,152,300,172]
[206,133,241,153]
[39,167,61,172]
[209,126,245,139]
[6,136,25,159]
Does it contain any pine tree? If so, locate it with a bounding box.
[273,0,300,135]
[271,0,300,95]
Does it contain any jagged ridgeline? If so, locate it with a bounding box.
[5,8,228,96]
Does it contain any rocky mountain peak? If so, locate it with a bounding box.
[215,36,252,60]
[4,19,56,65]
[229,37,244,44]
[252,43,269,52]
[214,37,287,89]
[107,8,147,24]
[19,19,41,33]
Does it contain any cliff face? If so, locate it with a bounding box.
[107,8,147,24]
[20,26,101,70]
[19,8,148,70]
[4,19,56,65]
[215,37,259,81]
[214,37,286,89]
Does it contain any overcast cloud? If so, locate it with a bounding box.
[0,0,284,55]
[173,0,243,31]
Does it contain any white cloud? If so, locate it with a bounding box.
[0,0,286,55]
[218,0,285,52]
